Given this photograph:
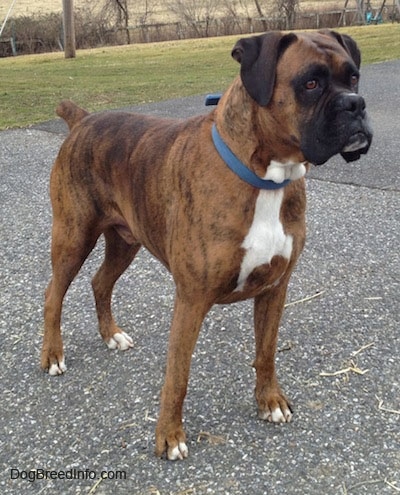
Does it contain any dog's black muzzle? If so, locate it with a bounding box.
[301,91,373,166]
[336,93,372,162]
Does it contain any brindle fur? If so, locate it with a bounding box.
[42,30,371,460]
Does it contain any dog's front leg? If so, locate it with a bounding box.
[155,294,210,461]
[253,282,293,423]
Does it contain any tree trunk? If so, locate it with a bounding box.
[115,0,131,44]
[253,0,268,30]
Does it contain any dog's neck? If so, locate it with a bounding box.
[211,123,302,189]
[214,78,307,180]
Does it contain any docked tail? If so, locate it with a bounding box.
[56,100,89,130]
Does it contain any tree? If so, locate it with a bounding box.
[251,0,299,30]
[222,0,255,33]
[98,0,130,43]
[111,0,130,44]
[167,0,221,37]
[100,0,157,44]
[253,0,268,30]
[275,0,299,29]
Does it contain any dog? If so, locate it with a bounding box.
[42,30,372,460]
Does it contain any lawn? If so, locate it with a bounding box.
[0,24,398,130]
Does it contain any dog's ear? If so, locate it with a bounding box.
[232,32,297,107]
[320,30,361,68]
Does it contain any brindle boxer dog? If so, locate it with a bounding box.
[42,30,372,460]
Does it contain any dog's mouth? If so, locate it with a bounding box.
[301,115,373,166]
[340,131,372,162]
[342,132,369,152]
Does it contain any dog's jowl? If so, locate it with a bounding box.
[42,30,372,460]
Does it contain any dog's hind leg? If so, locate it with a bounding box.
[42,218,100,375]
[91,227,140,350]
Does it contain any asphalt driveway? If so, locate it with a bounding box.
[0,59,399,495]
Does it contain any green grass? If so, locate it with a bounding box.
[0,24,399,130]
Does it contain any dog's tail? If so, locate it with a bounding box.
[56,100,89,130]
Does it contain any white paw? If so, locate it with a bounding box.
[259,406,292,423]
[48,358,67,376]
[106,331,133,351]
[168,442,189,461]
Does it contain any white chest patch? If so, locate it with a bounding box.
[235,160,306,292]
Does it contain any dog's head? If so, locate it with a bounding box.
[232,30,373,165]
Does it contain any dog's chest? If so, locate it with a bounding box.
[235,189,292,293]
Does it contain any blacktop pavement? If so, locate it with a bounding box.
[0,59,399,495]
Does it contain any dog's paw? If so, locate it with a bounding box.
[167,442,189,461]
[257,392,293,423]
[106,331,133,351]
[258,404,292,423]
[48,357,67,376]
[155,425,188,461]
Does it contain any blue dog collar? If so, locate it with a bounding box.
[211,124,291,190]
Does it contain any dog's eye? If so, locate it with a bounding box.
[305,80,318,90]
[350,74,359,87]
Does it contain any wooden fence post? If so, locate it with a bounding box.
[63,0,76,58]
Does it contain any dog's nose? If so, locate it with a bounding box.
[337,93,366,116]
